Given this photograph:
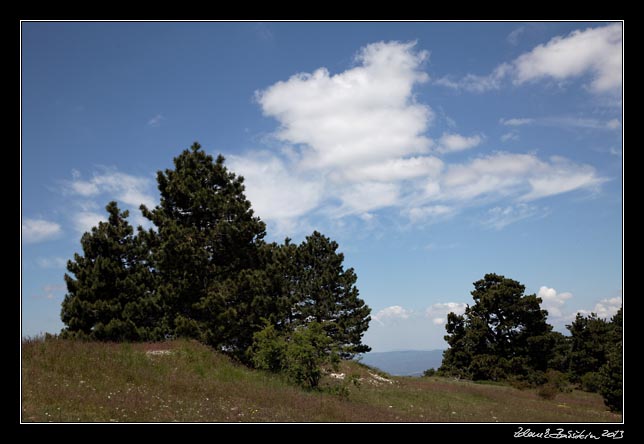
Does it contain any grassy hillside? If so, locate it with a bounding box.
[21,337,620,423]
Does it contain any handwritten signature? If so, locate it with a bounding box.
[514,427,624,440]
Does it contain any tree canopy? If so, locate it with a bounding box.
[61,142,371,368]
[61,201,161,341]
[439,273,554,381]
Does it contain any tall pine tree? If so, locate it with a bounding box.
[140,142,266,352]
[61,201,161,341]
[288,231,371,358]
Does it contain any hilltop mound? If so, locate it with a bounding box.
[21,337,620,423]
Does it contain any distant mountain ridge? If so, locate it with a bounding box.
[358,350,445,376]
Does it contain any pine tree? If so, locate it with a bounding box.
[567,312,612,386]
[140,142,266,352]
[289,231,371,358]
[598,308,622,412]
[569,307,623,411]
[439,273,553,381]
[61,201,160,340]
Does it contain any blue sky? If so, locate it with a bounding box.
[21,21,622,351]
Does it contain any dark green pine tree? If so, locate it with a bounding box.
[289,231,371,358]
[140,142,266,352]
[568,307,623,411]
[439,273,553,381]
[598,307,622,412]
[567,311,612,385]
[61,201,161,341]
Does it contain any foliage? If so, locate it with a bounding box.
[248,322,287,373]
[140,142,266,355]
[283,322,340,389]
[567,312,612,383]
[423,368,436,377]
[287,232,371,358]
[597,308,623,412]
[566,307,622,412]
[60,202,161,341]
[248,321,339,389]
[439,273,553,382]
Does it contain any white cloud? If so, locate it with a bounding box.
[576,297,622,320]
[338,182,400,216]
[372,305,413,325]
[514,23,622,94]
[437,133,483,154]
[67,169,156,209]
[537,286,573,318]
[607,119,621,130]
[36,257,67,269]
[500,118,534,126]
[436,24,622,96]
[22,219,62,244]
[256,40,433,170]
[147,114,165,127]
[63,168,157,234]
[74,211,105,234]
[443,152,603,203]
[227,153,324,234]
[521,156,605,201]
[482,203,540,230]
[332,156,443,183]
[426,302,467,326]
[229,41,606,234]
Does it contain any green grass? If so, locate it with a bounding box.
[21,336,621,423]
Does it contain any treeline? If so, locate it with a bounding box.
[428,274,622,412]
[60,143,371,386]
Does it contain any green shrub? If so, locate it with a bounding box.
[598,352,622,412]
[248,323,287,373]
[248,321,340,389]
[284,322,339,389]
[580,371,602,392]
[423,368,436,377]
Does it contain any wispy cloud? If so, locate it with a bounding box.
[481,203,541,230]
[501,132,519,142]
[436,24,622,97]
[147,114,165,127]
[500,118,534,126]
[372,305,413,325]
[65,168,156,209]
[22,219,62,244]
[33,284,66,301]
[61,168,157,234]
[501,115,622,133]
[36,257,67,269]
[507,26,525,46]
